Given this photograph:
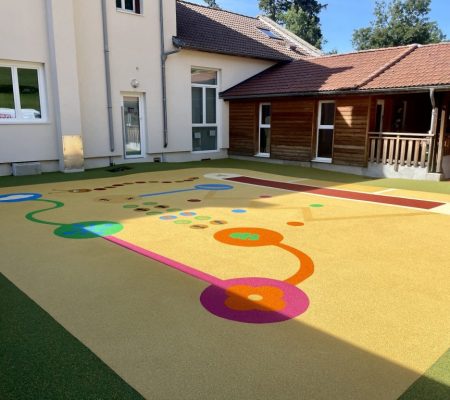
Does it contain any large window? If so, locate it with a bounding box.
[191,68,218,152]
[258,103,271,156]
[315,101,335,161]
[116,0,142,14]
[0,64,45,122]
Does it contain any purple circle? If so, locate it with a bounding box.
[200,277,309,324]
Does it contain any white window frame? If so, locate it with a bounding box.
[0,61,47,125]
[121,93,146,159]
[116,0,143,15]
[314,100,335,163]
[257,103,271,157]
[375,99,385,133]
[191,67,220,153]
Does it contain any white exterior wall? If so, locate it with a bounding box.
[165,50,273,156]
[0,0,58,164]
[0,0,274,175]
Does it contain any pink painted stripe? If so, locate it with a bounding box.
[227,176,445,210]
[104,236,222,286]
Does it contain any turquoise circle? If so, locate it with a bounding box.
[54,221,123,239]
[232,209,247,213]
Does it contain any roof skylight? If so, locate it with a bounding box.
[259,28,283,40]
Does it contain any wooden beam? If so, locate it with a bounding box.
[436,105,447,173]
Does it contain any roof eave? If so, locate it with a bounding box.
[220,85,450,100]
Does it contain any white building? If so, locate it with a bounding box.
[0,0,319,176]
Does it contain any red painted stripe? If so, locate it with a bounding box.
[226,176,445,210]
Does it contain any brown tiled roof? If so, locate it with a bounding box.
[361,43,450,89]
[222,43,450,98]
[175,1,316,61]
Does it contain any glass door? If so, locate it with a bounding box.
[316,101,335,161]
[122,95,144,158]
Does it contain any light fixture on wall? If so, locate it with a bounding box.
[130,79,140,88]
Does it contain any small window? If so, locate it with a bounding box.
[258,103,271,156]
[191,68,219,152]
[259,28,282,40]
[0,64,45,123]
[116,0,142,14]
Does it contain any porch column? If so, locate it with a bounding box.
[45,0,84,173]
[436,104,447,174]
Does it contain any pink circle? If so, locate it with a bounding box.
[200,277,309,324]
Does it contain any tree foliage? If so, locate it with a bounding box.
[258,0,327,49]
[352,0,446,50]
[203,0,220,9]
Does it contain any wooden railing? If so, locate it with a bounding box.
[368,132,434,171]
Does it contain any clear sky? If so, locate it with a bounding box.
[187,0,450,53]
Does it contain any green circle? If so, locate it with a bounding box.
[54,221,123,239]
[143,202,158,206]
[195,216,212,221]
[166,208,182,212]
[310,204,324,208]
[174,220,192,225]
[123,204,139,209]
[146,211,163,216]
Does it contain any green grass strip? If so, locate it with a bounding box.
[25,199,65,226]
[398,349,450,399]
[0,273,144,400]
[1,159,449,194]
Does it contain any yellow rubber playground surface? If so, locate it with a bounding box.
[1,166,449,399]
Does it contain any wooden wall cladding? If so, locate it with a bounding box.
[271,99,314,161]
[229,101,257,156]
[333,97,370,167]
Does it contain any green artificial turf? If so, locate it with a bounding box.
[0,273,144,400]
[0,158,449,194]
[399,350,450,400]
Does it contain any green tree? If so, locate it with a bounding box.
[203,0,220,9]
[352,0,446,50]
[258,0,327,49]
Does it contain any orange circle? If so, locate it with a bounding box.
[214,227,283,247]
[287,222,305,227]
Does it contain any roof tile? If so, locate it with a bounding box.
[175,1,313,61]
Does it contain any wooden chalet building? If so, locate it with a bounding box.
[221,43,450,180]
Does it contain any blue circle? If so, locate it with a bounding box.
[194,184,233,191]
[0,193,42,203]
[232,209,247,214]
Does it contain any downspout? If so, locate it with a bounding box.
[159,0,179,151]
[428,88,439,171]
[101,0,115,155]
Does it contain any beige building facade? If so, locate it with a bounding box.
[0,0,314,176]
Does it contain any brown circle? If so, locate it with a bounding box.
[210,220,228,225]
[188,199,202,203]
[135,208,150,212]
[135,181,146,184]
[95,195,137,204]
[154,205,170,209]
[69,189,91,193]
[113,184,124,187]
[190,224,209,230]
[162,181,172,184]
[104,186,117,189]
[94,188,107,191]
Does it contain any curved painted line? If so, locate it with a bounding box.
[104,235,223,287]
[25,199,65,226]
[140,187,197,198]
[275,242,314,285]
